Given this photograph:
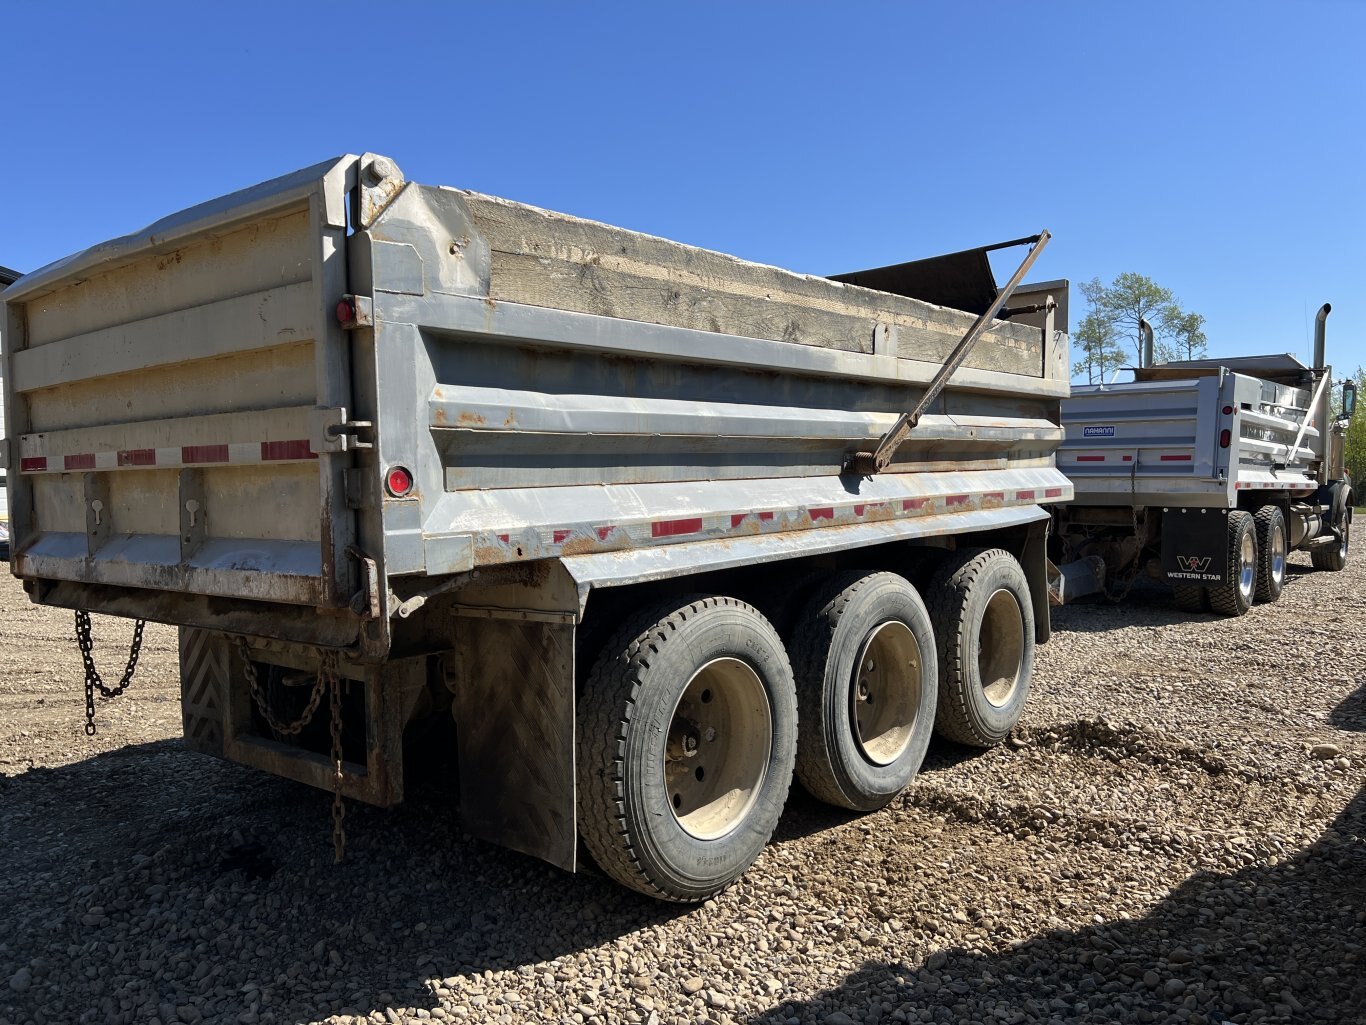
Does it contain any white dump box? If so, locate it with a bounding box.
[2,153,1072,898]
[1052,315,1355,615]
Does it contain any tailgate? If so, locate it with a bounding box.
[1059,376,1224,505]
[2,157,362,631]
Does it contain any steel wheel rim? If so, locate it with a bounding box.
[1239,529,1256,600]
[664,657,771,841]
[1270,519,1287,586]
[849,620,922,766]
[979,589,1025,707]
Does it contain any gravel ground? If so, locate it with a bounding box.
[1,553,1362,1025]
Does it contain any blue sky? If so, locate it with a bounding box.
[4,1,1364,379]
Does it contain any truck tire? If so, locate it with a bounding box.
[576,595,797,901]
[1208,510,1257,616]
[1172,585,1209,614]
[788,571,937,811]
[926,549,1035,748]
[1310,508,1350,572]
[1253,505,1288,602]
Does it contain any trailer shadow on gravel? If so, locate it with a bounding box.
[0,738,695,1025]
[747,684,1366,1025]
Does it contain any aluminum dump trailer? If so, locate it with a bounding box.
[1,153,1072,900]
[1052,312,1356,616]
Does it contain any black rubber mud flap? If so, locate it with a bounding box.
[1162,508,1230,585]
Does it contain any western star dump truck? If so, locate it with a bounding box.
[1052,313,1356,616]
[1,154,1072,900]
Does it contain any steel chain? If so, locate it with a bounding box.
[236,638,347,861]
[235,636,328,737]
[75,611,147,737]
[326,650,347,863]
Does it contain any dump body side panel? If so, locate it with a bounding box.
[354,182,1073,611]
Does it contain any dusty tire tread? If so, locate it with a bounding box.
[789,571,870,808]
[925,548,1032,747]
[576,595,793,902]
[1208,511,1255,617]
[1253,505,1285,603]
[789,570,927,811]
[1172,585,1208,613]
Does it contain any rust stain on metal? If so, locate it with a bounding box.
[559,534,606,557]
[456,410,487,427]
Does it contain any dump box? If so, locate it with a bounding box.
[1052,313,1355,614]
[3,153,1071,899]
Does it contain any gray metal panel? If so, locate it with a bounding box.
[379,290,1072,400]
[561,503,1052,602]
[2,157,362,645]
[3,156,356,303]
[1061,370,1322,508]
[452,615,576,872]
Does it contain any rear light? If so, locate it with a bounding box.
[386,465,414,497]
[335,298,355,324]
[1220,429,1231,448]
[1222,405,1234,416]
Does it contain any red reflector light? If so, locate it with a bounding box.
[1220,429,1231,448]
[386,465,414,497]
[336,299,355,324]
[1222,405,1234,415]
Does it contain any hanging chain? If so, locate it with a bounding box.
[326,651,347,863]
[75,611,147,737]
[236,638,347,861]
[235,636,328,736]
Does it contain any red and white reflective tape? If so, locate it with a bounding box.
[19,440,317,474]
[482,485,1073,559]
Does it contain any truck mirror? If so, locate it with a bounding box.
[1343,380,1357,420]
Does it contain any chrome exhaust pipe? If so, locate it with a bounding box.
[1313,303,1331,369]
[1139,318,1154,369]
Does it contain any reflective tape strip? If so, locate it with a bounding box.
[18,440,319,472]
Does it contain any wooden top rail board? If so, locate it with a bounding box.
[456,191,1047,379]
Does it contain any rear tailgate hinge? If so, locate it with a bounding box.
[311,406,374,452]
[346,545,382,620]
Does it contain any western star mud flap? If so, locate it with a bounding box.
[1161,508,1229,584]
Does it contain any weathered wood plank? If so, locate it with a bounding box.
[459,191,1043,378]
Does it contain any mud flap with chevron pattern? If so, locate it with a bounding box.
[180,627,229,758]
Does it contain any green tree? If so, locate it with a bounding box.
[1158,309,1208,363]
[1079,273,1182,365]
[1343,366,1366,488]
[1071,312,1128,384]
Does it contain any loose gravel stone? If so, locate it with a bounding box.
[1,554,1363,1024]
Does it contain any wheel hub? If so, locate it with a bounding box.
[664,657,771,840]
[849,620,922,766]
[1239,529,1256,600]
[979,589,1025,707]
[1270,520,1286,586]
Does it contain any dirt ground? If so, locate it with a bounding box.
[0,554,1362,1025]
